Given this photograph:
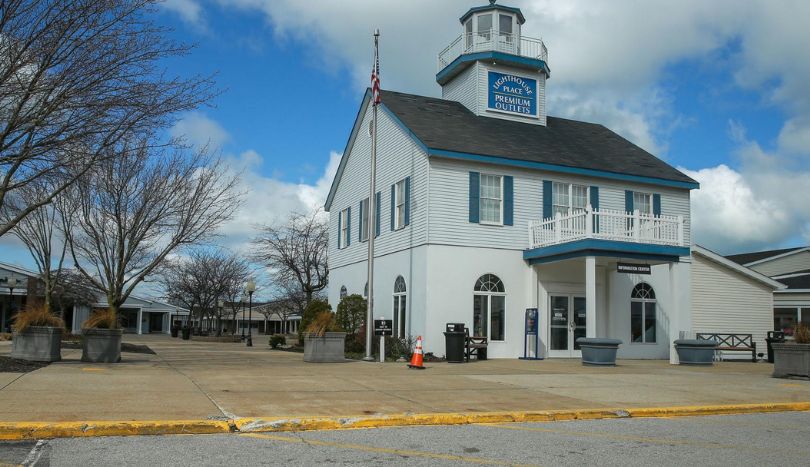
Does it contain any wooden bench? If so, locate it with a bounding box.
[464,328,488,362]
[695,333,757,362]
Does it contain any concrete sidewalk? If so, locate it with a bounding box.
[1,335,809,424]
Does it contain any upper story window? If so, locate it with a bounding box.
[552,182,588,217]
[499,14,513,40]
[359,197,369,242]
[633,192,653,215]
[394,180,406,230]
[338,208,349,249]
[480,174,503,224]
[477,13,492,40]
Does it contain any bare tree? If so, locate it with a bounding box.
[6,181,69,314]
[252,210,328,307]
[63,140,242,319]
[0,0,213,236]
[163,249,250,335]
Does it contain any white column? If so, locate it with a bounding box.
[137,308,143,335]
[669,262,692,364]
[586,256,597,337]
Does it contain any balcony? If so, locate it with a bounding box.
[528,208,685,251]
[437,30,548,73]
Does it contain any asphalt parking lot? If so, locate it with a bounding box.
[3,411,809,466]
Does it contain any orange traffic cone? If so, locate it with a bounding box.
[408,335,426,369]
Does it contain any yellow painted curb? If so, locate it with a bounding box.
[0,420,233,441]
[234,401,810,433]
[2,402,809,440]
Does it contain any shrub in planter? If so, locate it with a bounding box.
[81,309,123,363]
[773,323,810,378]
[10,305,65,362]
[269,334,286,349]
[298,299,331,345]
[303,311,346,363]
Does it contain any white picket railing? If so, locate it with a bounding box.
[437,30,548,71]
[527,208,684,249]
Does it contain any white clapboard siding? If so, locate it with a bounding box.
[328,103,429,269]
[690,251,774,357]
[441,62,478,114]
[428,157,692,249]
[748,250,810,277]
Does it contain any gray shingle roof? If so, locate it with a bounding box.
[725,247,806,266]
[380,90,698,186]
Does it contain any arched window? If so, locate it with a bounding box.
[339,286,347,300]
[631,283,656,343]
[473,274,505,341]
[393,276,407,338]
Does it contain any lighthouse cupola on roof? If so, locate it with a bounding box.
[437,1,550,126]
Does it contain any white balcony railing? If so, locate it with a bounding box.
[527,208,685,250]
[437,30,548,72]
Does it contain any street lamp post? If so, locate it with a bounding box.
[2,277,17,332]
[246,279,256,347]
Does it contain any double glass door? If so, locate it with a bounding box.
[548,295,586,357]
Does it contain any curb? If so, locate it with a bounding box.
[2,402,809,440]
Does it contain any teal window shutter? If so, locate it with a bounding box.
[542,180,552,219]
[346,206,351,246]
[375,191,381,237]
[337,211,342,248]
[625,190,634,213]
[469,172,480,223]
[590,186,599,210]
[503,175,513,226]
[390,184,395,231]
[404,176,411,226]
[653,194,661,216]
[358,199,364,242]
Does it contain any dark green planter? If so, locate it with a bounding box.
[674,339,717,365]
[81,328,123,363]
[576,338,622,366]
[181,327,191,340]
[11,326,63,362]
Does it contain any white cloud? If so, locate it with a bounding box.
[170,112,231,151]
[162,0,206,29]
[214,149,341,254]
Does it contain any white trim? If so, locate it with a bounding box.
[775,289,810,294]
[692,245,786,290]
[742,247,810,267]
[0,262,38,278]
[771,271,810,279]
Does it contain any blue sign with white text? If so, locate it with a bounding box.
[487,71,537,117]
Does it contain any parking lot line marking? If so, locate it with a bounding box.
[240,433,537,466]
[81,368,105,372]
[479,423,810,454]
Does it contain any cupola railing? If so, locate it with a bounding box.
[437,30,547,72]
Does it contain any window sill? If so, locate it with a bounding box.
[479,221,504,227]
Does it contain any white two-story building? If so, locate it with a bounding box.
[325,2,700,362]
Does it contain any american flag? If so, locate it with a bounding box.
[371,31,381,105]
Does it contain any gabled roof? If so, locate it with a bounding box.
[692,245,786,290]
[325,89,698,211]
[725,246,807,266]
[380,90,698,188]
[771,270,810,291]
[0,261,38,278]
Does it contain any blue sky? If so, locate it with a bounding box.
[2,0,810,295]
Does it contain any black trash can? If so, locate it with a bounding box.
[766,331,785,363]
[444,323,466,363]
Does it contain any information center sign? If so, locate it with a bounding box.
[487,71,537,117]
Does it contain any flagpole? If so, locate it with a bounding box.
[364,29,380,362]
